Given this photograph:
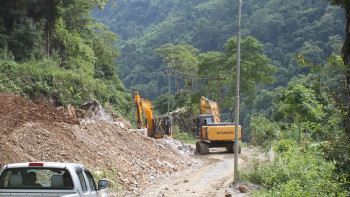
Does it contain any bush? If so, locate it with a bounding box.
[321,133,350,190]
[172,126,197,144]
[272,139,298,153]
[242,141,350,196]
[249,114,282,148]
[0,55,130,115]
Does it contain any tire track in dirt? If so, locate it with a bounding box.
[138,147,264,197]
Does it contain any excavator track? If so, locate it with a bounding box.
[226,142,242,154]
[196,141,209,155]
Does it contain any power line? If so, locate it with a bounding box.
[164,69,227,80]
[164,68,226,110]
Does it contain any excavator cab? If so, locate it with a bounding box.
[196,114,214,135]
[153,115,172,138]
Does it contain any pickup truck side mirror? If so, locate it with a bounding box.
[98,180,108,190]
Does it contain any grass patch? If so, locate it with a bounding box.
[172,126,197,144]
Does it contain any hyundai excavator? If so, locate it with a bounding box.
[134,92,172,138]
[196,96,242,154]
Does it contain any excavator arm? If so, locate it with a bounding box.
[134,92,155,135]
[200,96,221,123]
[141,99,154,133]
[134,92,144,129]
[134,92,172,138]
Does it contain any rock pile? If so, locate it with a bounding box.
[169,107,197,134]
[0,93,194,194]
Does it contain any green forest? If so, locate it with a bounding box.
[0,0,130,115]
[1,0,350,196]
[94,0,346,133]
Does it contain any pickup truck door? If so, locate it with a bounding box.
[76,169,103,197]
[84,170,98,197]
[76,171,92,197]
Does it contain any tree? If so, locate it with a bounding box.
[327,0,350,137]
[198,36,278,120]
[155,44,199,91]
[0,0,131,115]
[277,84,325,144]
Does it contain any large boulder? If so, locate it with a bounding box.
[56,105,76,119]
[81,100,112,121]
[65,104,76,119]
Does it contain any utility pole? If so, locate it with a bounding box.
[168,69,170,117]
[165,69,172,117]
[217,78,220,111]
[234,0,242,183]
[131,87,137,125]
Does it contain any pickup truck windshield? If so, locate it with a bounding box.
[0,168,74,190]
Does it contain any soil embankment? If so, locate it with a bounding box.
[0,93,194,195]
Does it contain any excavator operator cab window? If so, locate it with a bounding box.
[206,118,212,125]
[202,117,213,126]
[198,115,213,127]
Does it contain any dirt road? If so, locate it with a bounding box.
[138,147,263,197]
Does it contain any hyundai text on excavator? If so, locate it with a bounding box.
[196,96,242,154]
[134,92,172,138]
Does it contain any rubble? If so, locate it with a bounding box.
[0,93,195,194]
[169,108,196,134]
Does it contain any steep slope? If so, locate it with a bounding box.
[0,93,194,194]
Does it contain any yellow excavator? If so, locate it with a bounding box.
[196,96,242,154]
[134,92,172,138]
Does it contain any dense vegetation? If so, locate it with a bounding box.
[0,0,130,115]
[244,139,349,196]
[94,0,345,130]
[245,79,350,195]
[95,0,344,97]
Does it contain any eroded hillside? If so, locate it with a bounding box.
[0,93,194,194]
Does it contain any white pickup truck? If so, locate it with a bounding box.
[0,162,108,197]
